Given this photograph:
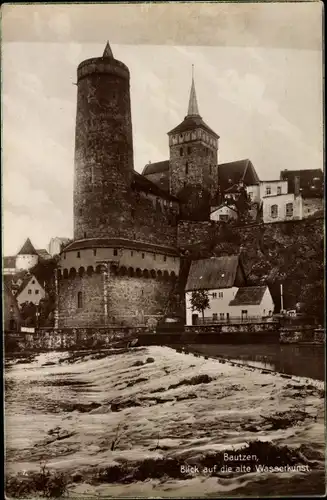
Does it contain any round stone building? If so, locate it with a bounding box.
[57,43,180,328]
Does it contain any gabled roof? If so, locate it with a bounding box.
[211,203,238,214]
[37,249,52,260]
[3,256,16,268]
[168,115,219,138]
[142,160,170,176]
[218,159,260,192]
[229,286,268,306]
[132,171,178,201]
[14,273,44,296]
[17,238,38,256]
[186,255,241,292]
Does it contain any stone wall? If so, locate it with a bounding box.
[280,327,325,344]
[58,272,175,328]
[5,326,145,353]
[302,198,323,218]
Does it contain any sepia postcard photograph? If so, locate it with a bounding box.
[2,1,325,498]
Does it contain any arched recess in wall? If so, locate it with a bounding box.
[95,265,101,274]
[110,264,118,275]
[157,270,163,280]
[143,269,149,279]
[119,266,127,276]
[87,265,94,276]
[63,269,69,279]
[69,267,77,278]
[128,267,134,277]
[163,270,170,281]
[57,270,62,280]
[150,269,156,279]
[78,266,85,277]
[136,268,142,278]
[170,271,177,281]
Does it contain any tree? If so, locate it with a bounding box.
[190,290,210,322]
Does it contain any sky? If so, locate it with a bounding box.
[2,2,323,255]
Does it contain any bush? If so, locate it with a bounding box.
[6,463,68,498]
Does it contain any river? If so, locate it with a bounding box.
[185,344,325,381]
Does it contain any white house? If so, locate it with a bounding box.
[210,203,238,222]
[185,255,274,325]
[262,192,303,223]
[13,274,46,307]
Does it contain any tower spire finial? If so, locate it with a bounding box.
[187,65,200,117]
[103,41,113,58]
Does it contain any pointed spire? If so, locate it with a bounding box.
[103,41,113,58]
[187,65,200,117]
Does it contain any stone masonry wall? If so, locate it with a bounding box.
[58,273,104,327]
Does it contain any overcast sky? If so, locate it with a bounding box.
[2,2,323,255]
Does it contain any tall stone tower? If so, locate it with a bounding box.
[74,41,134,240]
[168,71,219,211]
[57,43,180,329]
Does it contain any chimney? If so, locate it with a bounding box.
[294,176,300,196]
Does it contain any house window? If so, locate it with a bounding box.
[180,147,184,157]
[77,291,83,309]
[220,313,225,320]
[142,253,145,259]
[153,254,156,260]
[131,251,134,256]
[266,186,271,195]
[277,186,282,195]
[218,292,223,298]
[28,289,32,295]
[248,192,253,201]
[35,290,39,295]
[93,249,97,256]
[64,253,66,259]
[187,146,192,155]
[32,280,35,284]
[77,251,81,258]
[212,292,217,298]
[113,249,118,256]
[84,232,87,238]
[213,313,218,321]
[164,256,167,262]
[219,215,229,222]
[185,162,189,174]
[226,313,230,321]
[271,204,278,218]
[241,310,248,318]
[286,202,293,217]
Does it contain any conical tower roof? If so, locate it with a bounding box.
[103,41,114,58]
[187,71,200,117]
[17,238,38,255]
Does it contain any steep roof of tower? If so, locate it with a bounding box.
[185,255,242,291]
[218,159,260,192]
[187,76,199,116]
[17,238,38,256]
[142,160,170,176]
[168,115,219,138]
[103,41,114,58]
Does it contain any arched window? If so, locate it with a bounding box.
[286,203,293,217]
[77,292,83,309]
[271,204,278,218]
[180,147,184,157]
[185,162,189,175]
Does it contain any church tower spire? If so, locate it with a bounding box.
[187,65,200,117]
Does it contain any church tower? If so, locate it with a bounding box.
[168,71,219,206]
